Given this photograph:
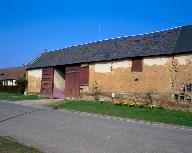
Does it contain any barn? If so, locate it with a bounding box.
[26,25,192,102]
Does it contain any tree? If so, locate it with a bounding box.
[0,81,2,87]
[15,76,28,93]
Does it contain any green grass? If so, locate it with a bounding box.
[50,100,192,127]
[0,136,42,153]
[0,92,39,101]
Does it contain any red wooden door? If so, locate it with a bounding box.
[41,67,54,97]
[65,66,80,98]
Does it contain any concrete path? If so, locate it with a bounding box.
[13,99,62,108]
[0,101,191,153]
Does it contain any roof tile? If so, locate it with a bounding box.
[27,25,192,69]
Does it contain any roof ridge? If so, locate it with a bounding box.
[27,51,47,68]
[0,66,26,70]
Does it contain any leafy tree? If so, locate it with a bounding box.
[15,76,28,93]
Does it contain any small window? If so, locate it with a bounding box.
[174,94,179,101]
[179,95,185,101]
[186,84,192,92]
[131,57,143,72]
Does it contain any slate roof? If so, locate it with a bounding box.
[27,25,192,69]
[0,66,26,81]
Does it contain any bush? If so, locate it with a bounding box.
[146,92,153,105]
[91,82,101,102]
[15,76,28,94]
[114,101,164,110]
[114,102,123,106]
[0,81,2,87]
[0,86,20,93]
[137,103,145,108]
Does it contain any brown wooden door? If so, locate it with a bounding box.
[65,66,80,98]
[41,67,54,97]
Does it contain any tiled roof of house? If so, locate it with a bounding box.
[0,66,26,81]
[27,25,192,69]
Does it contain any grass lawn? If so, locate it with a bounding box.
[50,100,192,127]
[0,92,39,101]
[0,136,42,153]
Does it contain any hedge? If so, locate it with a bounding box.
[0,85,25,93]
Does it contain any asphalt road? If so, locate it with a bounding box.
[0,101,191,153]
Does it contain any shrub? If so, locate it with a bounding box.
[0,86,20,93]
[137,103,145,108]
[15,76,28,93]
[114,102,123,106]
[91,82,101,102]
[148,104,158,109]
[114,100,164,110]
[146,92,153,105]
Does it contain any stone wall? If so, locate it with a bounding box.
[172,53,192,101]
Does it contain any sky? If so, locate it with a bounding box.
[0,0,191,68]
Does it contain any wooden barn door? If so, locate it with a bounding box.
[65,66,81,98]
[41,67,54,97]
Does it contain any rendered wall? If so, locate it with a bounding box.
[89,57,171,93]
[26,53,192,102]
[86,54,192,101]
[27,69,42,94]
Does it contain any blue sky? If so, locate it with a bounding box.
[0,0,191,68]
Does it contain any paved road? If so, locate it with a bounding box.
[0,101,191,153]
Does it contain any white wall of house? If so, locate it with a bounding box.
[8,80,12,86]
[13,80,16,85]
[1,80,16,86]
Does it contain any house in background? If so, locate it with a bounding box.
[0,66,26,86]
[26,25,192,102]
